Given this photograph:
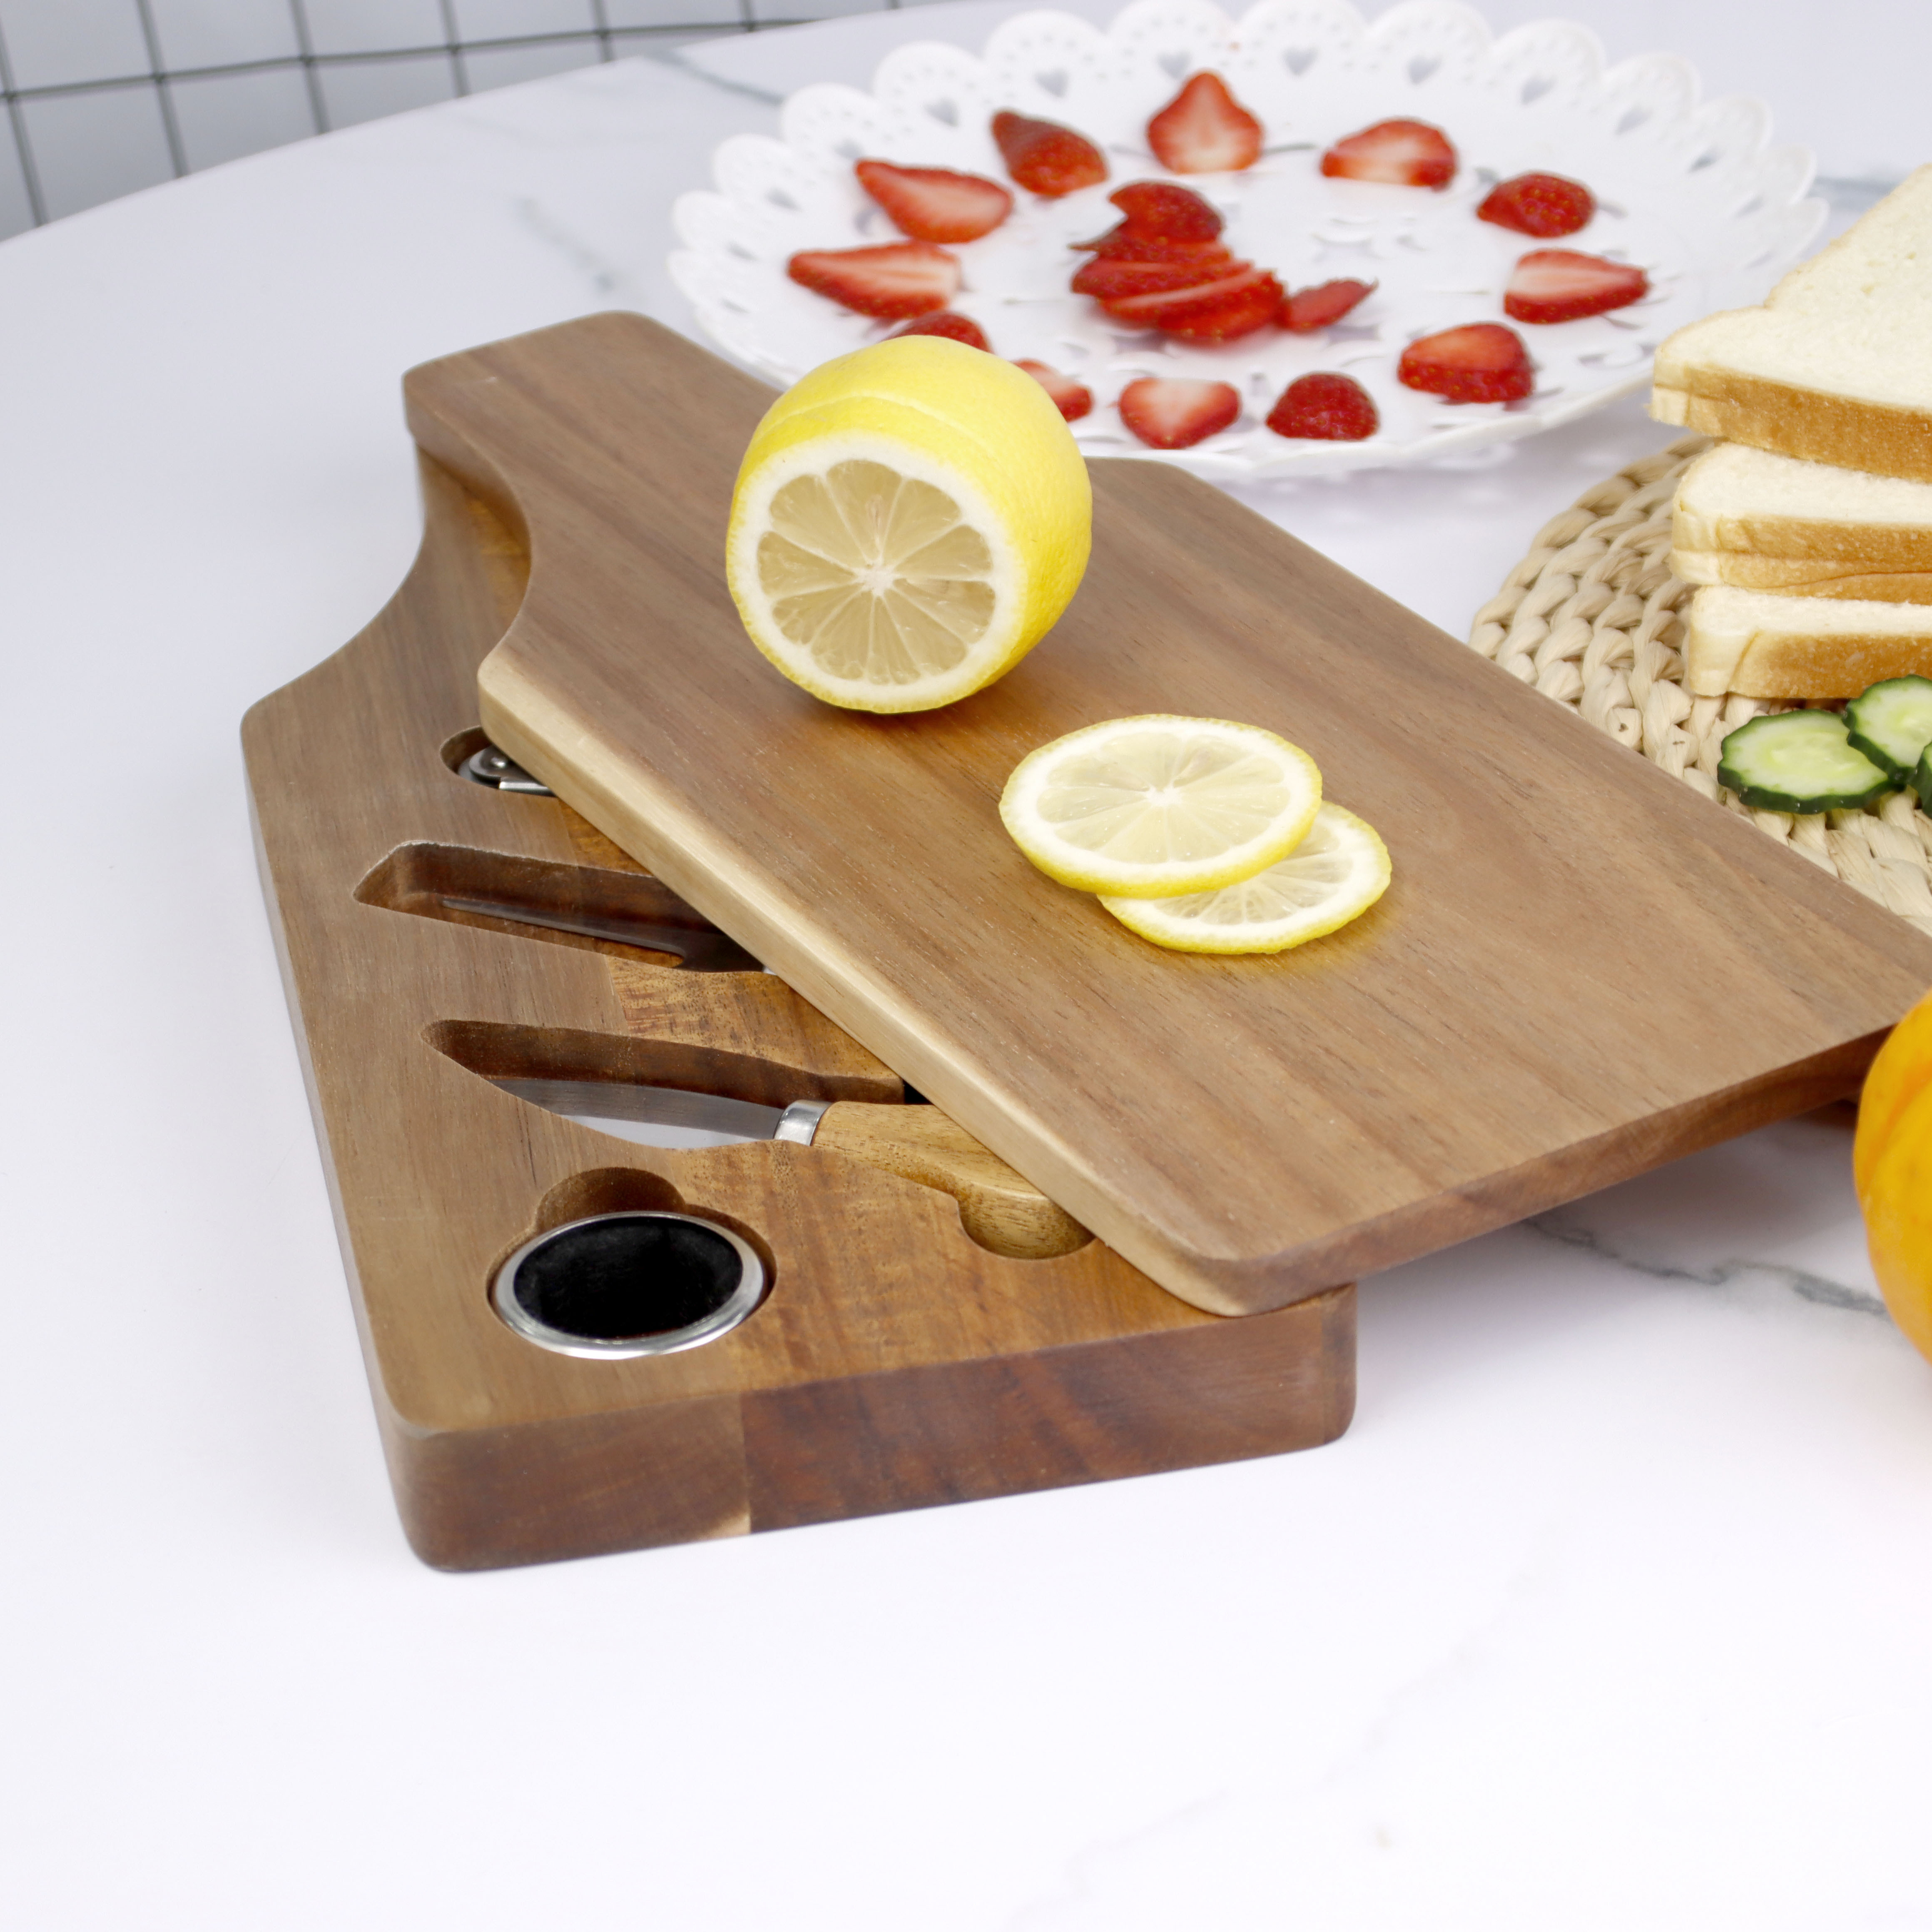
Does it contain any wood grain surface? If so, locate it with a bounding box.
[244,446,1354,1571]
[411,311,1932,1316]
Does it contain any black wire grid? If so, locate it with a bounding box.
[0,0,895,229]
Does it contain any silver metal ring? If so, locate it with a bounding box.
[490,1210,765,1359]
[772,1098,832,1145]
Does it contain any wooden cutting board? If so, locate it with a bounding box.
[407,311,1932,1317]
[244,448,1352,1569]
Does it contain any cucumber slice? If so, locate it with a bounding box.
[1915,744,1932,813]
[1845,675,1932,777]
[1716,710,1893,813]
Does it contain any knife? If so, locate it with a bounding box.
[491,1076,1090,1261]
[438,896,763,973]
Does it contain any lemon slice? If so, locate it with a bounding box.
[1101,804,1390,952]
[727,337,1091,712]
[1000,715,1322,898]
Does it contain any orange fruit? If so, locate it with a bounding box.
[1854,987,1932,1363]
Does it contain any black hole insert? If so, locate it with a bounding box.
[510,1216,745,1341]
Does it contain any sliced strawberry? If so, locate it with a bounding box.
[1397,323,1534,403]
[855,159,1013,243]
[1118,377,1241,449]
[1150,279,1285,342]
[1072,253,1235,299]
[1106,180,1223,242]
[1280,278,1375,332]
[1098,265,1264,318]
[1146,73,1264,174]
[1266,372,1379,441]
[1102,266,1284,342]
[1504,248,1648,324]
[891,310,989,350]
[787,242,961,320]
[1477,172,1594,239]
[992,111,1108,197]
[1013,359,1094,422]
[1320,119,1456,189]
[1073,224,1234,265]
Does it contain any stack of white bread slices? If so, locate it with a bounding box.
[1653,166,1932,700]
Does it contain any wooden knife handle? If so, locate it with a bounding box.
[813,1103,1090,1261]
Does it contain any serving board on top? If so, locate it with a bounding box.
[245,442,1352,1572]
[406,311,1932,1318]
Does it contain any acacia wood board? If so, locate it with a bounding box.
[407,311,1932,1317]
[244,445,1352,1571]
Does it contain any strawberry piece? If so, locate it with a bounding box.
[1118,377,1241,449]
[1098,265,1266,318]
[1073,225,1234,265]
[1172,291,1282,341]
[1013,360,1094,422]
[1504,248,1648,324]
[1320,119,1456,189]
[1106,180,1224,242]
[1477,172,1594,239]
[1397,323,1534,403]
[787,242,961,320]
[992,111,1108,197]
[1146,73,1264,174]
[891,310,989,350]
[1266,372,1379,441]
[1150,279,1285,342]
[1280,278,1375,332]
[1101,266,1284,342]
[855,160,1013,243]
[1072,254,1234,299]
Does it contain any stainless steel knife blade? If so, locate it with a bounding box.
[438,896,762,973]
[492,1077,826,1151]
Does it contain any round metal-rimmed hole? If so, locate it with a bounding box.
[491,1211,765,1359]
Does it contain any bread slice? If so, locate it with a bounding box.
[1677,548,1932,599]
[1672,551,1932,601]
[1683,585,1932,697]
[1671,443,1932,599]
[1652,167,1932,482]
[1669,548,1932,599]
[1675,442,1932,564]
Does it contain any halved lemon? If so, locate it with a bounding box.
[1100,804,1391,952]
[1000,715,1322,898]
[726,338,1091,712]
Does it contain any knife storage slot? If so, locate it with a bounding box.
[244,406,1357,1572]
[357,842,752,970]
[426,1019,902,1111]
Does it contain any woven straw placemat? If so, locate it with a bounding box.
[1469,434,1932,941]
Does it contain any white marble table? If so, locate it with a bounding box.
[4,6,1931,1925]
